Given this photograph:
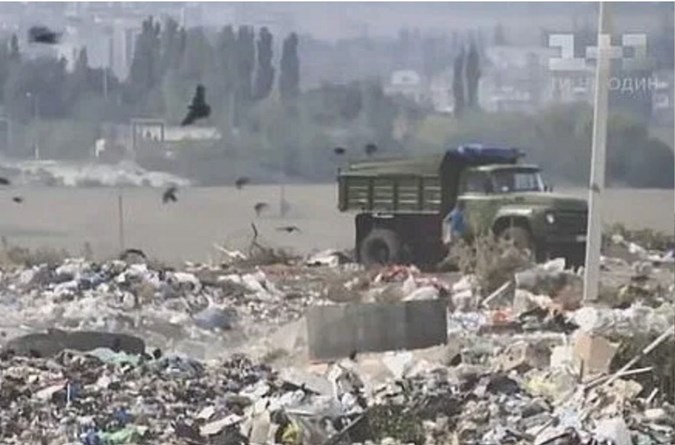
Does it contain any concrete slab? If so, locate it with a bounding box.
[306,299,447,361]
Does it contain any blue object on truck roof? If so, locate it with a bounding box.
[452,144,522,163]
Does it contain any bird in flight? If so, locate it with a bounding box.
[12,196,23,204]
[181,85,211,126]
[333,147,346,156]
[119,248,147,260]
[0,177,10,185]
[365,143,378,156]
[254,202,269,217]
[235,177,250,190]
[162,186,178,204]
[28,26,62,45]
[276,226,301,234]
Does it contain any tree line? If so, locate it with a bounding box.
[0,17,300,131]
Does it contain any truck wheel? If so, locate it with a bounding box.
[498,226,535,258]
[360,229,401,266]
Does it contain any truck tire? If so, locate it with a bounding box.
[360,228,401,266]
[498,226,535,258]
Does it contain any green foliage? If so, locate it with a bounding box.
[253,27,274,101]
[465,42,481,109]
[9,34,19,63]
[0,15,669,191]
[452,50,465,117]
[493,23,507,45]
[408,103,673,188]
[279,33,300,105]
[128,17,161,93]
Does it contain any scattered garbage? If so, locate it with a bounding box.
[0,234,672,444]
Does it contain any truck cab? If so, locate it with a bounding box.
[457,164,587,259]
[338,144,588,267]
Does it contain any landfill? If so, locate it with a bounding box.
[0,233,673,445]
[0,157,191,188]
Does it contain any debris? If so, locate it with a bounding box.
[496,340,550,372]
[0,239,671,445]
[594,417,631,445]
[572,333,618,375]
[3,329,145,357]
[193,306,237,331]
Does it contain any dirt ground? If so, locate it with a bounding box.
[0,185,671,264]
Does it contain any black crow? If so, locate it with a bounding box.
[181,85,211,126]
[254,202,269,217]
[276,225,301,234]
[28,26,62,45]
[120,248,147,260]
[365,143,378,156]
[235,176,250,190]
[333,147,346,155]
[0,177,10,185]
[12,196,23,204]
[162,186,178,204]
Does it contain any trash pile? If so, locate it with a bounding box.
[0,158,191,188]
[0,258,324,358]
[0,232,672,444]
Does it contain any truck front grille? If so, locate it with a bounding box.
[556,210,588,235]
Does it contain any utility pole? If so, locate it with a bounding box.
[27,92,40,160]
[117,189,125,251]
[279,157,287,217]
[582,2,611,303]
[103,68,108,100]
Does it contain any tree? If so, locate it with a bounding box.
[452,50,465,117]
[217,26,237,94]
[128,17,161,93]
[279,33,300,105]
[253,27,274,101]
[235,26,255,102]
[160,18,186,74]
[362,80,396,147]
[465,42,481,109]
[179,28,214,83]
[340,82,363,121]
[0,38,10,102]
[231,26,255,127]
[9,34,19,63]
[4,57,69,122]
[493,23,507,46]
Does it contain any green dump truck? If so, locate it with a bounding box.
[338,144,588,267]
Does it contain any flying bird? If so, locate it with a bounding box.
[276,225,301,234]
[181,84,211,126]
[253,202,269,217]
[0,177,10,185]
[235,177,250,190]
[162,186,178,204]
[365,143,378,156]
[28,26,62,45]
[333,147,347,156]
[119,248,147,260]
[12,196,23,204]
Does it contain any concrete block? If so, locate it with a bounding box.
[306,300,447,361]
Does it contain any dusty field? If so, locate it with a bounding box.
[0,185,671,264]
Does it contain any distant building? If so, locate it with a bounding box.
[385,69,428,105]
[428,71,453,113]
[482,45,594,111]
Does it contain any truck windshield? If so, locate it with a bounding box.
[491,169,545,193]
